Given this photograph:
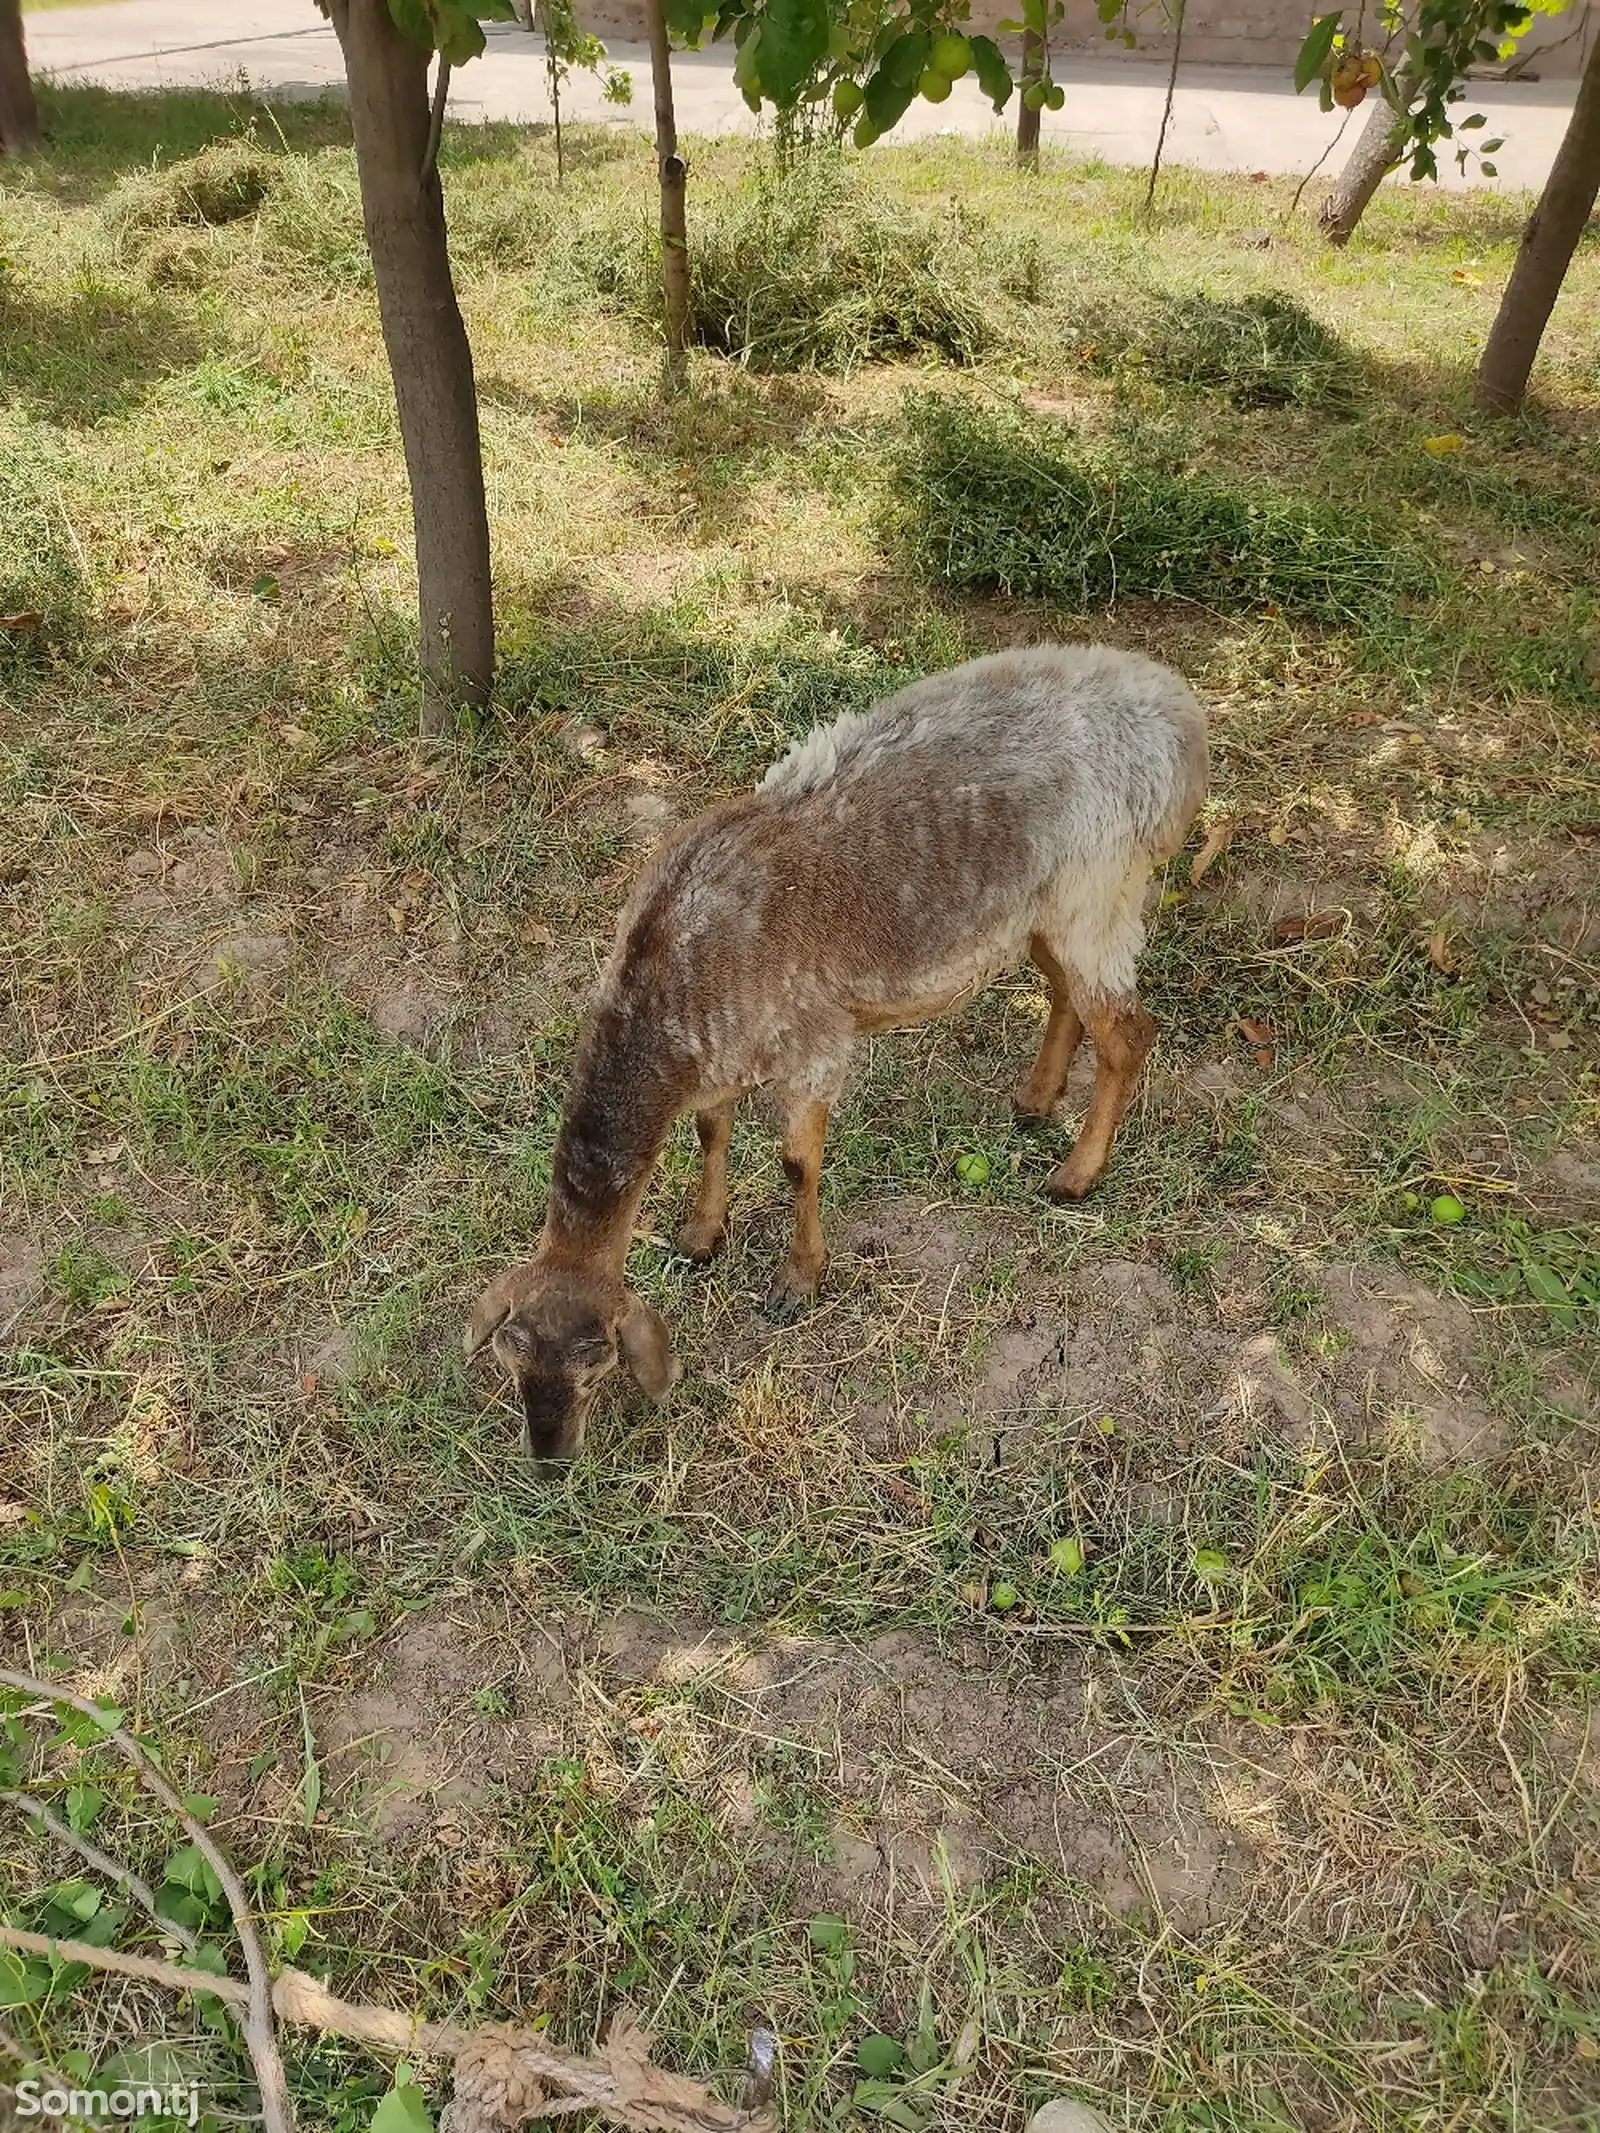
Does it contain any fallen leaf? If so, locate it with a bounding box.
[1236,1016,1275,1046]
[1349,709,1377,727]
[1272,911,1342,943]
[1254,1046,1275,1070]
[0,610,43,631]
[301,1374,318,1396]
[1423,432,1467,454]
[1189,816,1235,885]
[1267,824,1289,847]
[1450,270,1482,286]
[520,919,554,948]
[1545,1030,1573,1051]
[1426,929,1457,974]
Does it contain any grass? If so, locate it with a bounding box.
[1,82,1598,2133]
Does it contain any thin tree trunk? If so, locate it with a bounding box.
[327,0,494,731]
[1016,27,1043,163]
[0,0,42,158]
[1475,29,1600,414]
[1318,89,1408,245]
[1144,0,1186,210]
[644,0,691,392]
[512,0,534,23]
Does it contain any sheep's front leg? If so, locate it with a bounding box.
[765,1095,831,1320]
[679,1100,736,1262]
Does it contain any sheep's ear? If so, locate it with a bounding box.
[618,1293,678,1401]
[465,1270,520,1361]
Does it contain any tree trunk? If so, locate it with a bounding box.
[1016,28,1042,162]
[1318,90,1408,246]
[1475,30,1600,415]
[512,0,534,23]
[644,0,691,392]
[0,0,42,158]
[327,0,494,731]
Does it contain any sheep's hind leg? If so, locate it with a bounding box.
[765,1094,831,1320]
[678,1100,736,1263]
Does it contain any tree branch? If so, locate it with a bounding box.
[422,54,451,192]
[0,1669,291,2133]
[3,1791,199,1953]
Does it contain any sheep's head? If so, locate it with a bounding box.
[465,1256,677,1466]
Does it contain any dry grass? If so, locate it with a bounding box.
[1,83,1598,2133]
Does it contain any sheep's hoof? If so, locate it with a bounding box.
[763,1268,821,1322]
[1043,1160,1101,1203]
[1013,1105,1053,1136]
[676,1222,725,1266]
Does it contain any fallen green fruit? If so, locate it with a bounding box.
[955,1151,991,1184]
[1430,1194,1466,1224]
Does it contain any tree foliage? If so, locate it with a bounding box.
[659,0,1064,144]
[1293,0,1571,182]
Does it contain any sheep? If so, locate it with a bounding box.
[467,643,1208,1464]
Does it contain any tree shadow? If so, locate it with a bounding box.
[477,364,833,543]
[0,273,208,427]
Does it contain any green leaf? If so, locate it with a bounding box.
[66,1784,106,1835]
[1294,10,1342,91]
[857,2034,907,2078]
[164,1844,224,1906]
[1478,160,1498,175]
[434,2,489,64]
[757,0,830,106]
[1459,110,1487,127]
[808,1913,849,1953]
[864,25,930,135]
[371,2083,435,2133]
[1049,1536,1085,1577]
[182,1794,218,1825]
[969,35,1014,111]
[387,0,435,48]
[0,1951,53,2009]
[1193,1548,1230,1583]
[279,1911,311,1960]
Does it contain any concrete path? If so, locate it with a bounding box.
[24,0,1578,191]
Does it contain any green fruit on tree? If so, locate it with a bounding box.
[832,78,863,118]
[1045,81,1065,110]
[1430,1194,1466,1225]
[929,31,972,77]
[920,67,954,102]
[852,113,880,148]
[1024,79,1048,108]
[741,85,762,112]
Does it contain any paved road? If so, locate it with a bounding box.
[24,0,1577,191]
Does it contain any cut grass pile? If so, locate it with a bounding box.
[604,155,1045,372]
[1060,286,1362,409]
[894,389,1431,620]
[2,84,1598,2133]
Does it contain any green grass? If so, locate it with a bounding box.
[1,81,1598,2133]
